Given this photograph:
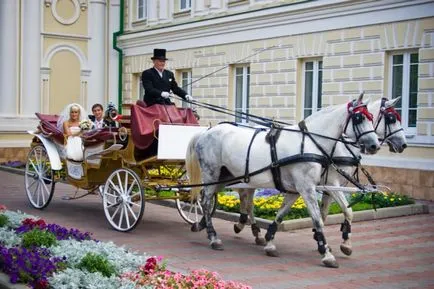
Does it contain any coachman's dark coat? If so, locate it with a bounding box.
[141,68,187,106]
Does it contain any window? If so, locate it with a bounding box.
[139,77,144,100]
[390,51,418,133]
[137,0,147,20]
[180,70,192,108]
[180,0,192,11]
[303,60,322,118]
[234,66,250,123]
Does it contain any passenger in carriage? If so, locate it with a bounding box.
[141,48,193,106]
[89,103,105,129]
[57,103,88,162]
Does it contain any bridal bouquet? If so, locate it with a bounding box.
[79,119,93,131]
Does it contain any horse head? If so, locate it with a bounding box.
[343,94,380,154]
[370,97,407,153]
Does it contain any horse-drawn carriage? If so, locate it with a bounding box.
[25,92,407,268]
[25,101,214,232]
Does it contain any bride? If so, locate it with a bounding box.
[57,103,88,161]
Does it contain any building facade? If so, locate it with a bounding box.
[0,0,120,161]
[0,0,433,200]
[118,0,434,200]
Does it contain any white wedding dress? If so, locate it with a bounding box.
[66,126,84,161]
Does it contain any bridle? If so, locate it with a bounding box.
[374,98,403,144]
[343,100,375,142]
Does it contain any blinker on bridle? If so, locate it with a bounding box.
[344,100,374,142]
[375,97,403,144]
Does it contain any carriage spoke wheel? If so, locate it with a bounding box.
[24,145,55,209]
[175,190,217,225]
[103,168,144,232]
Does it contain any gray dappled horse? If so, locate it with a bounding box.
[234,97,407,259]
[186,95,380,268]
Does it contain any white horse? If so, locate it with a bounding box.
[233,97,407,258]
[186,95,380,268]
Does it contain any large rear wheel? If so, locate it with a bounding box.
[24,145,55,209]
[103,168,144,232]
[176,190,217,224]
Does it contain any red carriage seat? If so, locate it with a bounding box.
[35,113,64,144]
[130,103,199,160]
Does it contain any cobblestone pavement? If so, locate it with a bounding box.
[1,170,434,289]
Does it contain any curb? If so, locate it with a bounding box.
[0,273,27,289]
[152,199,429,231]
[0,164,431,232]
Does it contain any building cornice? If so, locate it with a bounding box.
[118,0,434,56]
[0,117,39,133]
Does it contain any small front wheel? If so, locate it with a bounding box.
[176,190,217,225]
[24,145,55,209]
[102,168,144,232]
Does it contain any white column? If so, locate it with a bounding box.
[22,0,41,116]
[109,0,120,106]
[210,0,222,9]
[148,0,158,23]
[159,0,168,20]
[0,0,18,116]
[88,0,106,111]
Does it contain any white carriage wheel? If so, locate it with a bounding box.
[103,168,144,232]
[175,190,217,225]
[24,145,56,209]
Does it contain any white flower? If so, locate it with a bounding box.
[79,119,93,131]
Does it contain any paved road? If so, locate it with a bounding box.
[1,169,434,289]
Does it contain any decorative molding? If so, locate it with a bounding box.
[43,43,89,71]
[119,0,434,56]
[41,32,91,40]
[51,0,81,25]
[0,117,39,132]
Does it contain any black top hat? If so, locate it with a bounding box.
[151,48,168,60]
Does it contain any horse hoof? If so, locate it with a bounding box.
[265,249,279,257]
[234,224,241,234]
[340,244,352,256]
[210,240,224,251]
[322,254,339,268]
[191,223,200,232]
[255,237,266,246]
[323,259,339,268]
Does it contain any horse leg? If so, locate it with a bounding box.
[234,188,250,234]
[331,190,353,256]
[264,193,299,257]
[247,189,266,246]
[320,192,333,222]
[300,187,339,268]
[191,184,224,250]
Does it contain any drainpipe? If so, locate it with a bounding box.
[113,0,124,113]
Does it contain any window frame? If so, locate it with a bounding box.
[137,0,147,21]
[388,50,418,136]
[180,70,192,108]
[234,65,250,123]
[302,59,323,119]
[179,0,192,11]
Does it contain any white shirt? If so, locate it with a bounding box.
[154,67,164,78]
[94,119,104,129]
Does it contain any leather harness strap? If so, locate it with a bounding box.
[266,124,285,192]
[244,128,266,183]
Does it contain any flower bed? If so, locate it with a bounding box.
[0,205,251,289]
[217,189,414,221]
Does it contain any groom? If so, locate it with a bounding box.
[140,48,193,106]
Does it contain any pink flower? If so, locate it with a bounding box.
[0,204,7,211]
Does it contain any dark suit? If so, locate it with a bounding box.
[141,68,187,106]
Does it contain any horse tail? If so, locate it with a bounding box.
[186,132,203,201]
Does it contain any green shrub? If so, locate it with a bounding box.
[77,252,116,277]
[0,214,9,227]
[21,228,58,248]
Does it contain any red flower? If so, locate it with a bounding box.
[0,204,6,211]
